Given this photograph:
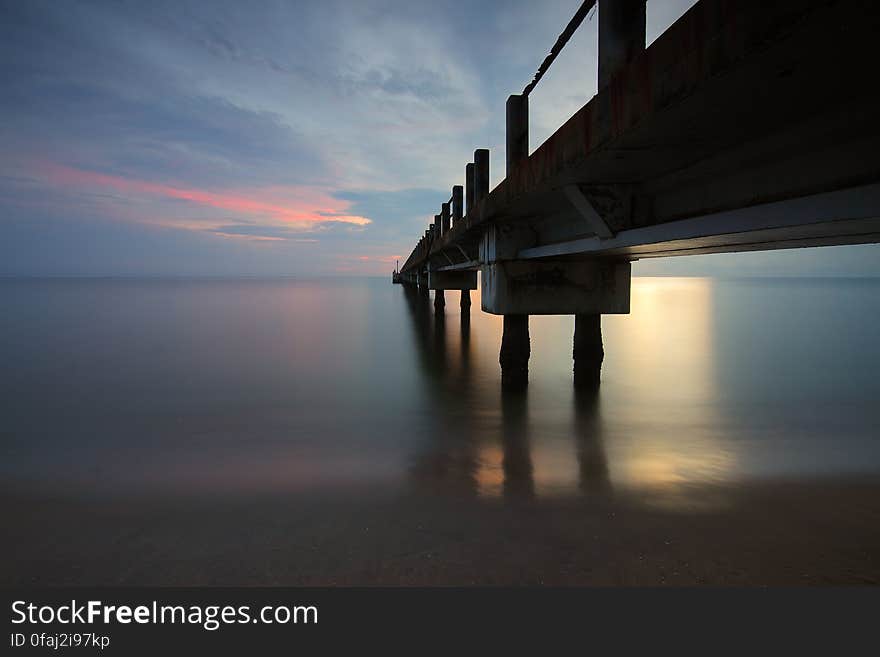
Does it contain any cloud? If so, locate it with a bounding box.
[209,224,320,241]
[37,162,371,230]
[1,0,877,276]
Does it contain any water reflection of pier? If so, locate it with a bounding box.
[402,287,610,500]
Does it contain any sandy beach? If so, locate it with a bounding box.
[4,477,879,586]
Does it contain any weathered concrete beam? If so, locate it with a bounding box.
[428,269,478,290]
[436,260,481,272]
[518,183,880,260]
[481,260,630,315]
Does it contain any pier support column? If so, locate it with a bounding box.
[428,270,477,291]
[500,314,530,390]
[573,314,604,389]
[460,289,471,308]
[434,289,445,312]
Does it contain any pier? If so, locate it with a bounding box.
[393,0,880,388]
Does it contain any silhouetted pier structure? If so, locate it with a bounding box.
[394,0,880,388]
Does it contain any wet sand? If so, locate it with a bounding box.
[3,477,880,586]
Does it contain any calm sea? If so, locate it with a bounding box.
[2,276,879,504]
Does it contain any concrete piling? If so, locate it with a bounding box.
[460,289,471,308]
[500,314,530,390]
[573,314,604,388]
[434,288,446,312]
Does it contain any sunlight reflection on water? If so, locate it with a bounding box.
[2,276,879,510]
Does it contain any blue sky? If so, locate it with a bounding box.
[1,0,877,276]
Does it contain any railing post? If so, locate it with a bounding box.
[598,0,646,89]
[441,202,450,235]
[452,186,463,226]
[465,162,475,216]
[474,149,489,203]
[506,94,529,177]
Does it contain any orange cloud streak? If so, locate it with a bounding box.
[40,163,371,228]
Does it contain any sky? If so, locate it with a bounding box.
[1,0,878,277]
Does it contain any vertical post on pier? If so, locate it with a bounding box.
[499,95,531,390]
[474,149,489,204]
[441,202,450,235]
[598,0,646,89]
[506,94,529,177]
[573,314,604,389]
[452,186,463,227]
[434,288,446,312]
[465,163,475,217]
[433,214,441,237]
[460,289,471,309]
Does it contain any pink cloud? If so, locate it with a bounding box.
[38,162,371,229]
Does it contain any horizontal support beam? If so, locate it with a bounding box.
[517,183,880,260]
[428,269,478,290]
[481,260,630,315]
[435,259,481,272]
